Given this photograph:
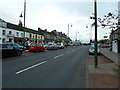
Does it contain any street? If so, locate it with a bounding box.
[2,46,89,88]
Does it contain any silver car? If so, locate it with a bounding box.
[46,42,58,50]
[57,43,64,49]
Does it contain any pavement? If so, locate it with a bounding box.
[101,48,119,64]
[87,48,120,88]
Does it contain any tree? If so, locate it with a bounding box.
[98,12,118,31]
[99,39,110,44]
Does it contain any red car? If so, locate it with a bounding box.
[28,43,45,52]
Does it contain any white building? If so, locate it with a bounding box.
[0,18,44,44]
[0,19,15,43]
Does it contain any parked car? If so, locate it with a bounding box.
[46,42,58,50]
[28,43,45,52]
[1,43,23,58]
[14,43,26,50]
[41,44,47,48]
[89,45,101,55]
[57,43,64,49]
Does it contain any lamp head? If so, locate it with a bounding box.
[20,13,23,18]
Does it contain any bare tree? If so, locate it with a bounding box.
[98,12,119,31]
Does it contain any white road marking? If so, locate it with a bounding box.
[16,61,47,75]
[54,54,64,59]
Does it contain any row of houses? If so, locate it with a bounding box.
[0,18,71,45]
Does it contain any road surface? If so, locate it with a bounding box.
[2,46,89,88]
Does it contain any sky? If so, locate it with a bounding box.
[0,0,119,43]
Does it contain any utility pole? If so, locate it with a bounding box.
[94,0,98,68]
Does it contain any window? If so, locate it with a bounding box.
[30,44,36,46]
[2,38,5,43]
[36,35,37,39]
[41,36,43,40]
[6,44,13,49]
[38,44,43,46]
[2,30,6,35]
[16,32,19,37]
[9,38,12,42]
[3,22,7,27]
[13,44,19,48]
[29,34,32,38]
[21,33,24,37]
[9,31,12,35]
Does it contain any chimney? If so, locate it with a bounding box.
[18,20,23,27]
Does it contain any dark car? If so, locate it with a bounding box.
[1,43,23,58]
[14,43,26,50]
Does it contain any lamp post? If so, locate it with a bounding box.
[68,23,72,37]
[94,0,98,68]
[19,0,26,47]
[89,0,98,68]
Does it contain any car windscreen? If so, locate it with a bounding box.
[38,44,43,46]
[2,44,14,49]
[30,44,36,46]
[57,43,61,45]
[47,43,53,45]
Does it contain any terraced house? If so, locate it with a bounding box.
[0,18,71,45]
[0,18,44,44]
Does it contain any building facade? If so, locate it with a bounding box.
[0,19,71,45]
[110,28,120,53]
[0,19,44,44]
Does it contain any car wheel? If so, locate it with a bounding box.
[98,53,101,56]
[89,53,91,55]
[17,51,22,56]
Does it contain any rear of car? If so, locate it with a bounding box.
[28,43,45,52]
[57,43,64,49]
[46,43,58,50]
[37,44,45,51]
[89,45,100,55]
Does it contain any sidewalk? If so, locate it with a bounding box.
[87,54,119,88]
[101,48,119,64]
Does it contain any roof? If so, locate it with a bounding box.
[7,23,43,35]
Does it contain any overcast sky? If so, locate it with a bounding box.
[0,0,119,42]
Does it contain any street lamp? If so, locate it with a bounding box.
[68,23,72,37]
[94,0,98,68]
[19,0,26,47]
[89,0,98,68]
[20,11,23,18]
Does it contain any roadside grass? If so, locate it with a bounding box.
[112,64,120,74]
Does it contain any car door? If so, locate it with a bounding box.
[7,44,16,56]
[2,44,14,57]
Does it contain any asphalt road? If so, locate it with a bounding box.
[2,46,89,88]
